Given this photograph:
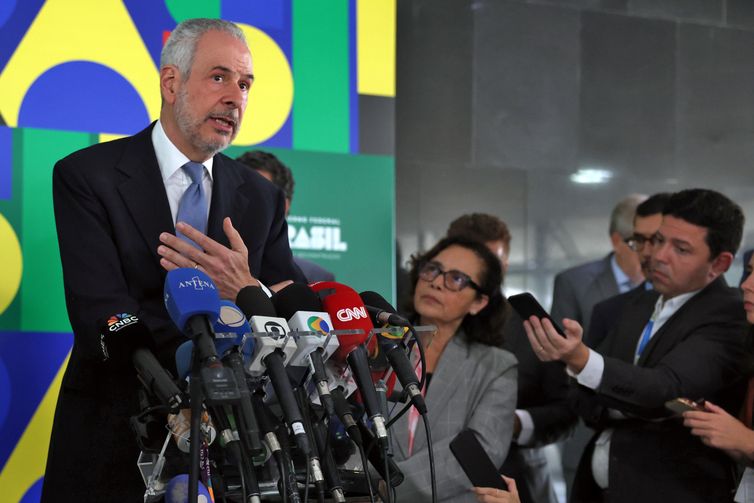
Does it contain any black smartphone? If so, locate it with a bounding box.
[507,292,566,337]
[449,429,507,490]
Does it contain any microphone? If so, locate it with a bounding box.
[270,284,340,416]
[241,290,311,456]
[360,291,427,415]
[360,292,411,328]
[309,282,388,443]
[213,300,265,458]
[99,313,183,412]
[164,268,240,404]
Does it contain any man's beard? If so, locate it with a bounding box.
[174,88,231,157]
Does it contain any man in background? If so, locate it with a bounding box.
[551,194,647,338]
[237,150,336,283]
[586,192,671,349]
[527,189,748,503]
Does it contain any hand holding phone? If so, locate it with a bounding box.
[507,293,566,337]
[665,397,705,416]
[449,429,507,491]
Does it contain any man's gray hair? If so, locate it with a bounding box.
[609,193,647,238]
[160,18,247,79]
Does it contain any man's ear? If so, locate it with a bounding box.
[160,66,180,104]
[710,251,734,277]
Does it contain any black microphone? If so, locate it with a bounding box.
[331,387,363,446]
[242,288,312,456]
[360,291,427,415]
[100,313,183,412]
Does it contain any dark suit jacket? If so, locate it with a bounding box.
[42,124,304,502]
[294,256,335,283]
[570,277,748,503]
[585,283,648,350]
[500,312,576,503]
[551,254,619,338]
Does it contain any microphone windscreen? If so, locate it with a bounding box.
[310,281,374,361]
[213,300,252,354]
[174,340,194,381]
[98,313,154,363]
[271,283,323,319]
[235,285,276,319]
[164,268,221,332]
[360,291,397,313]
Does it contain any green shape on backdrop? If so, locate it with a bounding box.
[20,128,92,333]
[292,0,350,153]
[0,129,24,330]
[165,0,220,22]
[225,145,395,303]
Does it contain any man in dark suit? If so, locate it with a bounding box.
[236,150,336,284]
[586,193,671,349]
[525,189,749,503]
[43,19,304,502]
[552,194,647,491]
[447,213,576,503]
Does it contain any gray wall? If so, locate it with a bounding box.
[396,0,754,306]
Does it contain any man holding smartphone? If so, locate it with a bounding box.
[523,189,749,503]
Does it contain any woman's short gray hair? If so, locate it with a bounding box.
[160,18,247,79]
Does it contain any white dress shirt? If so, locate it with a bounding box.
[152,120,214,225]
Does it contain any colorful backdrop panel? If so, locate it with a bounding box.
[0,1,395,500]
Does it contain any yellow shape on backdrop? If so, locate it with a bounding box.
[99,132,127,144]
[0,353,70,502]
[357,0,396,97]
[0,0,160,127]
[232,23,294,146]
[0,213,22,315]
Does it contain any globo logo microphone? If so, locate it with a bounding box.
[336,306,368,322]
[307,316,331,334]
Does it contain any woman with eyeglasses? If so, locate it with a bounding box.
[391,236,518,502]
[683,251,754,502]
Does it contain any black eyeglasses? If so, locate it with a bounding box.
[624,233,660,252]
[418,261,482,292]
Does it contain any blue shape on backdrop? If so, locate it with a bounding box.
[19,477,43,503]
[0,0,16,29]
[223,0,286,36]
[0,1,44,75]
[0,331,73,472]
[123,0,177,68]
[0,126,11,200]
[18,62,149,136]
[0,356,9,428]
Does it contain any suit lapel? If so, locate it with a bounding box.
[609,291,658,363]
[592,257,619,299]
[116,125,174,264]
[637,278,727,366]
[411,336,471,453]
[206,155,249,245]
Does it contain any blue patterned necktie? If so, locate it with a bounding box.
[175,161,207,249]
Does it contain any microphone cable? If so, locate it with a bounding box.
[355,437,376,503]
[422,413,437,503]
